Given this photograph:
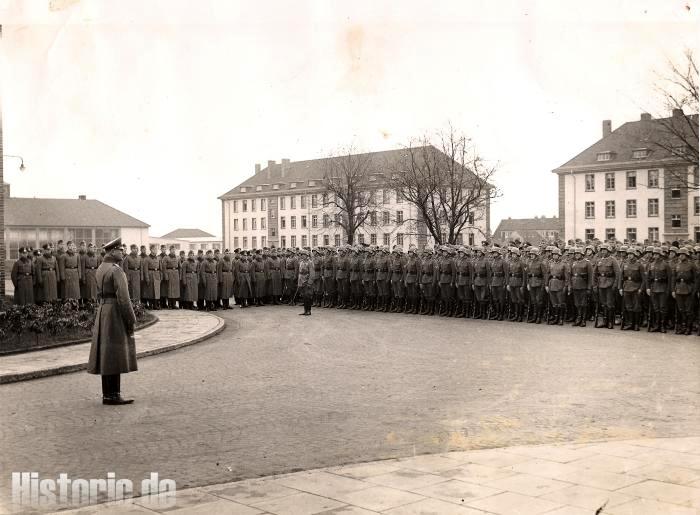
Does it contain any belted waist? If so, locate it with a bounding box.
[65,266,78,269]
[676,278,687,283]
[206,272,217,274]
[87,267,97,270]
[476,273,487,277]
[167,267,177,270]
[129,267,140,271]
[492,272,505,277]
[101,293,116,299]
[552,275,563,280]
[43,267,55,271]
[509,273,523,277]
[598,272,612,277]
[186,271,197,274]
[21,272,32,276]
[407,271,417,275]
[100,298,117,304]
[573,273,587,277]
[528,273,543,278]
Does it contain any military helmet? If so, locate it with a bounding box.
[551,247,562,256]
[677,247,689,256]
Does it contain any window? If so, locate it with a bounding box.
[7,228,37,259]
[290,235,297,247]
[271,228,276,237]
[323,235,330,246]
[648,198,659,217]
[334,213,341,225]
[605,173,615,191]
[606,228,616,241]
[648,227,659,242]
[279,196,286,210]
[242,219,248,230]
[597,152,611,161]
[291,216,297,229]
[396,210,404,224]
[233,200,238,213]
[383,233,390,246]
[468,233,474,246]
[301,235,308,247]
[233,219,239,231]
[291,196,296,209]
[242,200,248,212]
[261,236,266,247]
[382,211,390,225]
[301,195,307,209]
[632,148,649,159]
[280,217,286,229]
[322,193,329,206]
[605,200,615,218]
[695,226,700,243]
[585,228,595,241]
[383,190,390,204]
[396,233,404,246]
[468,212,474,225]
[241,187,247,193]
[648,169,659,188]
[242,237,248,248]
[585,174,595,192]
[626,228,637,242]
[261,217,266,230]
[334,234,341,247]
[357,233,364,244]
[323,214,330,228]
[312,215,318,228]
[585,201,595,219]
[671,214,682,228]
[94,228,120,248]
[370,211,377,226]
[671,188,681,199]
[252,236,257,249]
[311,194,317,208]
[370,233,377,245]
[626,171,636,189]
[281,236,286,248]
[312,235,318,247]
[270,210,275,219]
[456,233,463,245]
[301,215,307,229]
[261,198,266,211]
[251,199,256,211]
[251,218,257,230]
[395,189,403,203]
[695,196,700,216]
[290,182,297,189]
[273,184,279,190]
[626,199,637,218]
[233,237,239,248]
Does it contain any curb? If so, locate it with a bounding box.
[0,313,226,384]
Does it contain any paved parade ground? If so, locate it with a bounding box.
[0,306,698,512]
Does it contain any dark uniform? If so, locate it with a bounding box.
[671,250,696,334]
[455,247,473,318]
[619,249,646,331]
[11,249,35,305]
[647,249,672,333]
[488,250,507,320]
[545,249,569,325]
[570,249,593,327]
[594,247,621,329]
[507,249,526,322]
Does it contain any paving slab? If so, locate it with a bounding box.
[0,311,225,384]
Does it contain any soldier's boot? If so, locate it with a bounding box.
[533,306,541,324]
[572,309,581,327]
[580,308,587,327]
[684,313,693,335]
[420,300,429,315]
[621,310,632,330]
[675,313,684,334]
[659,312,667,333]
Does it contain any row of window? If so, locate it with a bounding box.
[231,190,407,214]
[583,226,700,243]
[6,227,121,259]
[584,170,659,192]
[586,197,700,219]
[232,217,267,231]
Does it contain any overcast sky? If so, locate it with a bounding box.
[1,0,697,238]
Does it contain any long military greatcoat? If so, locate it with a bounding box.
[143,254,161,300]
[81,253,101,300]
[181,258,199,302]
[218,257,235,299]
[124,254,143,301]
[11,257,35,305]
[35,254,58,302]
[87,256,137,375]
[62,252,82,300]
[267,257,283,296]
[162,255,181,298]
[200,258,219,301]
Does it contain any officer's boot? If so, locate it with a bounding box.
[659,312,667,333]
[684,312,693,335]
[580,308,587,327]
[621,310,631,330]
[572,308,580,326]
[607,308,614,329]
[675,312,684,334]
[548,307,558,325]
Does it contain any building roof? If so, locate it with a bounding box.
[5,197,149,228]
[160,228,216,239]
[552,113,699,173]
[493,217,561,234]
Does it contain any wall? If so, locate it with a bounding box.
[121,227,150,247]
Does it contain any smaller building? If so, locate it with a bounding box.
[493,216,562,244]
[3,185,149,262]
[151,228,221,252]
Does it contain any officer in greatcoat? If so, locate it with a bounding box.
[11,247,35,305]
[235,251,254,308]
[267,248,283,304]
[87,238,137,405]
[593,243,621,329]
[389,247,406,313]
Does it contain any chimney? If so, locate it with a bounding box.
[640,113,652,121]
[602,120,612,138]
[281,158,290,178]
[672,108,684,118]
[254,163,261,175]
[78,195,86,200]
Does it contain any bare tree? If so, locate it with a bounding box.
[647,49,699,190]
[320,147,380,245]
[388,126,500,245]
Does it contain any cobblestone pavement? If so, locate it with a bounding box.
[0,311,225,383]
[43,437,700,515]
[0,306,698,511]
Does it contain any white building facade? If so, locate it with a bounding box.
[219,149,489,251]
[553,112,699,244]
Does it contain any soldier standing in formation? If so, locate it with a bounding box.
[297,249,315,316]
[11,247,35,305]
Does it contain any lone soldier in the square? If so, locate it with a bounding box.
[87,238,137,405]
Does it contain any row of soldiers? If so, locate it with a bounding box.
[226,241,700,336]
[11,239,700,336]
[10,241,235,311]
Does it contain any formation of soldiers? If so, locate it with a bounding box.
[11,238,700,336]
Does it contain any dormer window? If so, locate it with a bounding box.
[255,185,262,191]
[272,184,279,190]
[368,175,377,182]
[596,152,612,162]
[632,148,649,159]
[308,180,316,187]
[240,187,247,193]
[290,182,297,189]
